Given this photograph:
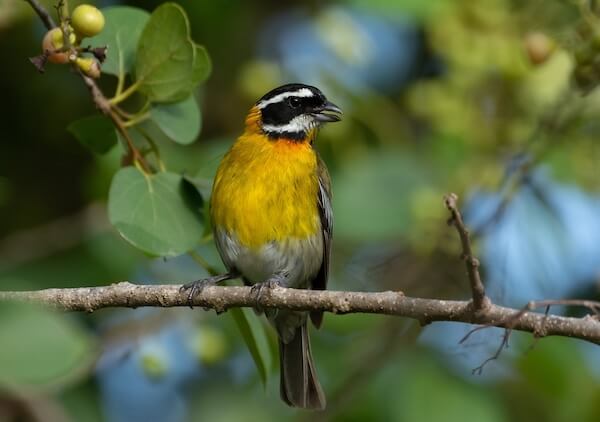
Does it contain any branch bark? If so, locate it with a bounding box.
[1,283,599,345]
[444,193,489,311]
[25,0,56,30]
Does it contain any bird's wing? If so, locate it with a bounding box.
[310,155,333,328]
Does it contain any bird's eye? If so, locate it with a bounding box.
[289,97,301,108]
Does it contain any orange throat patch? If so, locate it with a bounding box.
[210,121,320,249]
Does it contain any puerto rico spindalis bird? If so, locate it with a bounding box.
[181,83,341,410]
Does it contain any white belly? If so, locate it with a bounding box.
[214,228,323,289]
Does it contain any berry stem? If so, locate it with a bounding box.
[123,113,150,128]
[109,109,152,174]
[135,126,166,172]
[109,80,142,105]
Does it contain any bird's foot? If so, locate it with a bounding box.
[180,272,236,308]
[251,274,286,313]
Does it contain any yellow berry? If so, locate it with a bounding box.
[42,28,69,64]
[524,32,556,66]
[71,5,105,38]
[75,57,101,78]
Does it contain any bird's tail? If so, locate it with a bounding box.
[279,322,326,410]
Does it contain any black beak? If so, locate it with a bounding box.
[313,101,343,123]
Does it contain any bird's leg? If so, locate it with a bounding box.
[180,272,237,308]
[251,273,287,313]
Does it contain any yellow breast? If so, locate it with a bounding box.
[210,131,320,250]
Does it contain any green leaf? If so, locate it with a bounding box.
[67,115,118,154]
[93,6,150,77]
[135,3,211,103]
[192,45,212,86]
[229,307,272,387]
[161,45,212,101]
[151,96,201,145]
[108,167,204,256]
[170,45,212,100]
[0,302,94,388]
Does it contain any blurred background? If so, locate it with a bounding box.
[2,0,600,420]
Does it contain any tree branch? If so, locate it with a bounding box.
[25,0,56,29]
[1,283,599,344]
[444,193,489,311]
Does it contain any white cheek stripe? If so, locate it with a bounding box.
[257,88,314,109]
[262,114,316,134]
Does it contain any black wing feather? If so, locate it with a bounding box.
[310,156,333,328]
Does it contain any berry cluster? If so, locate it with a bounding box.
[38,4,105,78]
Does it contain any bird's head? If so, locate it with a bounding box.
[246,83,342,141]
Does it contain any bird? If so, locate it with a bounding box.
[181,83,341,410]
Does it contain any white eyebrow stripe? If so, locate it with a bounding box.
[257,88,314,109]
[262,115,315,134]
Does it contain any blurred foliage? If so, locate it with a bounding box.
[0,302,95,388]
[2,0,600,421]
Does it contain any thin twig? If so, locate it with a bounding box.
[75,68,151,172]
[460,298,600,373]
[25,0,56,29]
[471,328,511,375]
[444,193,489,311]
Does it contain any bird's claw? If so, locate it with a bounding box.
[179,278,217,309]
[251,277,283,313]
[179,272,237,309]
